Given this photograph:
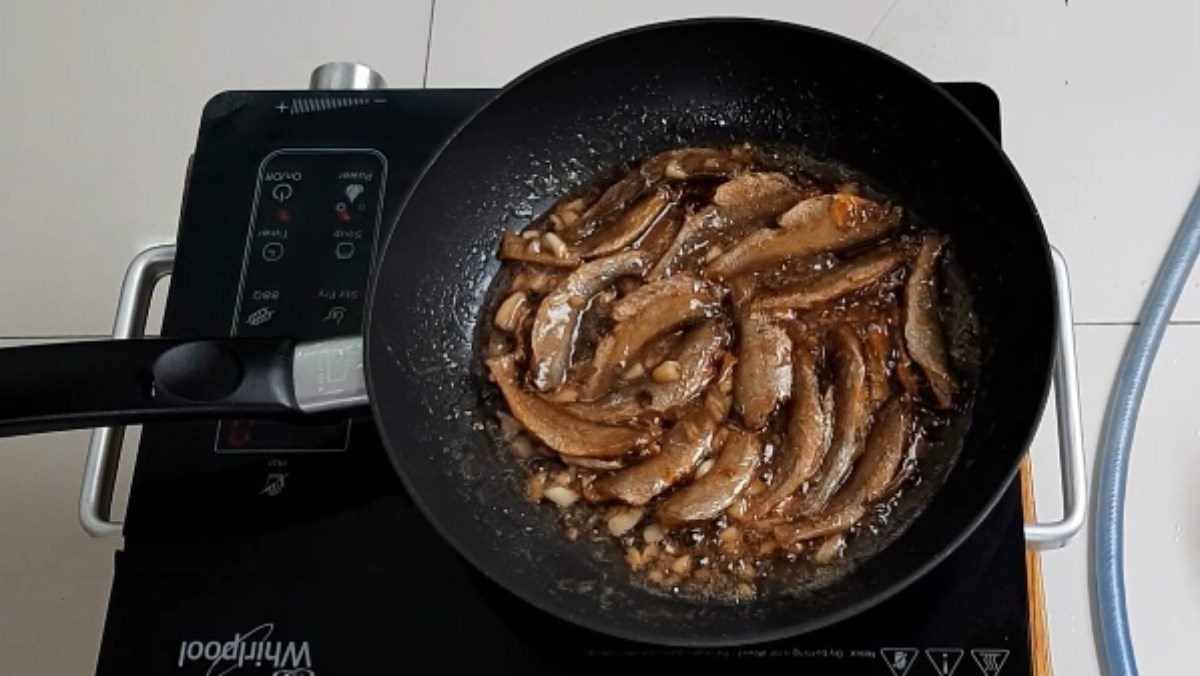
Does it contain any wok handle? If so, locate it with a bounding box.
[0,335,368,439]
[1024,246,1088,549]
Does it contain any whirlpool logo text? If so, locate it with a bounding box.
[176,623,314,675]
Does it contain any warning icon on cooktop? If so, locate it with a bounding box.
[971,648,1010,674]
[926,648,964,675]
[880,648,918,675]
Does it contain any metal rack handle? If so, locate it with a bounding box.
[79,244,175,537]
[82,245,1083,544]
[1024,246,1088,548]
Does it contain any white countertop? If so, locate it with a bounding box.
[2,1,1197,673]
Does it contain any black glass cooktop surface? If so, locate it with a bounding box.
[98,82,1029,676]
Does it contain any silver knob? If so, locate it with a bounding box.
[309,62,386,91]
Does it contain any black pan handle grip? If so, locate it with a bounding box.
[0,337,308,437]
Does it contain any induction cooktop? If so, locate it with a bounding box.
[95,80,1031,676]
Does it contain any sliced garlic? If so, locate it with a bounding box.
[651,360,682,383]
[541,231,570,259]
[664,161,687,179]
[642,523,665,544]
[493,291,529,332]
[544,486,579,508]
[622,362,646,381]
[625,547,644,570]
[670,555,693,575]
[606,507,645,536]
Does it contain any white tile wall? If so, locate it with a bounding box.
[3,1,1198,674]
[426,0,894,87]
[1028,325,1200,675]
[0,0,434,337]
[0,2,436,672]
[428,0,1200,324]
[0,431,120,676]
[870,0,1200,325]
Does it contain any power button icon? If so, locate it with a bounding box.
[271,183,293,202]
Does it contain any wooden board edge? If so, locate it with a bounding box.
[1021,454,1054,676]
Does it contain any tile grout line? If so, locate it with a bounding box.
[421,0,436,88]
[1075,321,1137,327]
[0,336,108,343]
[6,321,1200,341]
[0,335,108,341]
[1075,320,1200,327]
[10,320,1200,341]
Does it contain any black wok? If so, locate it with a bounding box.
[0,20,1055,645]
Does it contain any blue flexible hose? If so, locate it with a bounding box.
[1094,179,1200,675]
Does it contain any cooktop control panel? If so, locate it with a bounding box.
[217,149,386,453]
[120,89,491,539]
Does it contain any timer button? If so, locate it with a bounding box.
[262,242,285,262]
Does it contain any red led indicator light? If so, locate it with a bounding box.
[277,208,292,222]
[224,419,253,446]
